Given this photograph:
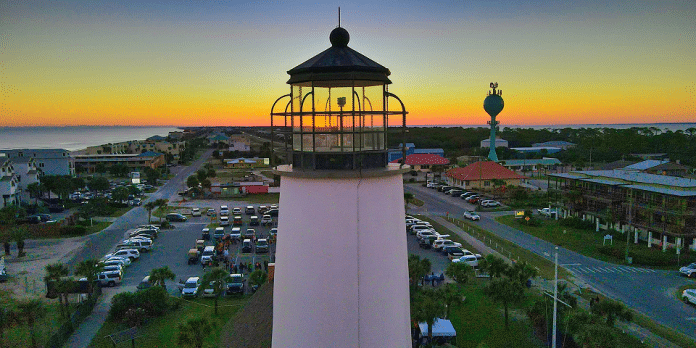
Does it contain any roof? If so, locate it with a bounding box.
[500,158,561,166]
[209,134,230,141]
[146,135,167,141]
[645,162,689,171]
[287,27,391,87]
[600,160,637,170]
[227,158,257,164]
[397,143,416,149]
[419,318,456,337]
[413,148,444,154]
[550,170,696,196]
[511,147,561,152]
[445,161,527,181]
[138,151,163,157]
[389,154,449,166]
[623,160,669,171]
[532,141,576,147]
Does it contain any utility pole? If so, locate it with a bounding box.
[552,246,558,348]
[625,188,633,263]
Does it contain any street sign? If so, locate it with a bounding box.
[515,211,525,219]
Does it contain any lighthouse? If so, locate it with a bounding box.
[269,23,412,347]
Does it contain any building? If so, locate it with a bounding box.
[0,149,74,176]
[228,135,251,152]
[208,133,230,145]
[10,156,39,193]
[388,143,445,162]
[499,157,562,174]
[73,152,165,173]
[389,153,450,172]
[480,137,509,149]
[225,157,269,168]
[0,159,20,208]
[445,161,527,189]
[623,160,689,177]
[510,146,562,154]
[550,170,696,251]
[531,141,576,150]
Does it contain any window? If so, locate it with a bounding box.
[484,181,491,187]
[39,163,45,168]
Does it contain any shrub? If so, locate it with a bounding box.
[59,225,87,236]
[137,286,170,317]
[160,221,171,229]
[559,217,594,230]
[409,178,416,183]
[109,292,138,321]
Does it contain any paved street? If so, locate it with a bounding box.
[405,183,696,341]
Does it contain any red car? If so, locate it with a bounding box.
[467,196,480,204]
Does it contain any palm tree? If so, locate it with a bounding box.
[249,270,267,291]
[178,317,215,348]
[144,201,157,223]
[590,299,632,327]
[155,199,168,223]
[411,289,446,344]
[202,267,230,315]
[17,299,45,348]
[445,261,473,289]
[149,266,175,288]
[479,254,509,279]
[505,260,538,287]
[436,283,461,319]
[483,277,524,330]
[44,263,69,317]
[75,259,103,300]
[408,254,431,288]
[26,182,44,205]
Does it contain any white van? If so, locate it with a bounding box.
[201,246,216,264]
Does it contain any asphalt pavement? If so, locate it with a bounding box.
[405,183,696,341]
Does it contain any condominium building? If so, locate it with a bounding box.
[0,159,19,208]
[0,149,74,176]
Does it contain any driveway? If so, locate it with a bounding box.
[405,184,696,341]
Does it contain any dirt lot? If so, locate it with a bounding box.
[1,236,88,300]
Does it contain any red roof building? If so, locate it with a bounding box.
[389,154,449,172]
[445,161,526,189]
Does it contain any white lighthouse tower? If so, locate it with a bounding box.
[269,24,411,347]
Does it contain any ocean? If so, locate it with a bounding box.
[0,126,182,152]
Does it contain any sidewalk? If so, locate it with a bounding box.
[64,287,122,348]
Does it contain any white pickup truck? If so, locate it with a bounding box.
[537,207,557,218]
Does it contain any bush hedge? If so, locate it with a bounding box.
[598,245,696,266]
[109,286,170,322]
[59,225,87,236]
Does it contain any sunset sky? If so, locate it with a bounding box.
[2,0,694,127]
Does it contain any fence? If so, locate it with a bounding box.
[445,215,521,263]
[46,285,103,348]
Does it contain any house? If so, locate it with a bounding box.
[550,170,696,251]
[73,152,165,173]
[10,156,39,193]
[228,135,251,152]
[531,141,576,150]
[0,149,74,176]
[510,146,562,154]
[445,161,527,189]
[225,157,269,169]
[499,158,562,175]
[480,137,509,149]
[0,159,20,208]
[389,154,450,172]
[623,160,688,177]
[209,134,231,145]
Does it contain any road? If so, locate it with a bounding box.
[405,183,696,341]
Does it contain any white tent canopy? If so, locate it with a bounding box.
[419,318,456,337]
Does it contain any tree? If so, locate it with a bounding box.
[478,254,509,279]
[505,260,538,287]
[404,193,414,214]
[186,175,199,189]
[17,299,45,348]
[178,317,215,348]
[249,270,268,291]
[155,199,169,223]
[149,266,175,288]
[75,259,103,300]
[436,283,462,319]
[144,167,160,184]
[144,201,157,223]
[196,169,208,182]
[13,227,27,257]
[207,168,216,178]
[112,186,129,204]
[44,263,69,317]
[483,277,524,330]
[88,176,110,192]
[26,182,44,205]
[203,267,230,315]
[411,289,446,344]
[591,299,632,327]
[408,254,431,288]
[445,261,473,289]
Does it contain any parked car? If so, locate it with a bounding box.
[438,186,453,193]
[241,239,253,253]
[266,209,279,217]
[460,192,476,199]
[137,275,153,291]
[102,257,130,268]
[683,289,696,305]
[245,205,255,215]
[537,207,558,218]
[120,239,152,252]
[201,228,210,240]
[229,227,242,240]
[450,189,464,197]
[97,271,122,287]
[243,229,256,240]
[109,249,140,261]
[463,210,480,221]
[188,248,200,265]
[481,200,501,207]
[442,247,466,259]
[269,228,277,237]
[207,208,217,216]
[419,236,436,249]
[191,208,201,217]
[220,216,230,226]
[249,215,260,226]
[181,277,201,297]
[256,239,269,253]
[166,213,187,222]
[214,227,225,239]
[102,265,124,277]
[452,255,479,267]
[679,263,696,278]
[258,205,268,214]
[200,246,216,264]
[261,215,273,226]
[220,205,229,216]
[226,274,245,295]
[233,216,243,225]
[466,196,480,204]
[129,198,142,206]
[232,207,242,215]
[202,281,219,298]
[432,239,462,251]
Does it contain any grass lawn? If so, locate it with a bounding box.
[85,221,112,234]
[2,296,74,348]
[88,296,249,348]
[494,215,693,269]
[448,279,544,348]
[446,217,572,281]
[108,206,132,218]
